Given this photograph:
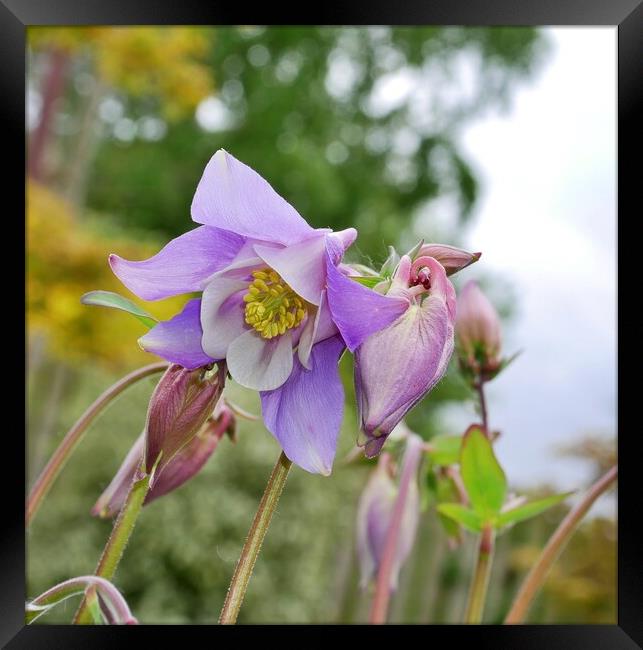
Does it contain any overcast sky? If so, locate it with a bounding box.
[443,27,616,514]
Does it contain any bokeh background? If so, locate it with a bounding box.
[26,26,616,623]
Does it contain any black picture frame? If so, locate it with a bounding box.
[7,1,639,646]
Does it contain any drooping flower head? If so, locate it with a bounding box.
[109,150,355,475]
[327,243,478,457]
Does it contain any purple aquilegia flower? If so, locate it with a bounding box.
[327,250,461,457]
[109,150,356,475]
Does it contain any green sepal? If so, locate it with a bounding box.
[495,491,574,530]
[81,290,158,329]
[437,503,484,533]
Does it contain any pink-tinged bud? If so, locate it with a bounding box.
[355,255,456,457]
[356,444,420,590]
[455,280,502,378]
[144,363,226,479]
[92,405,235,518]
[415,243,481,276]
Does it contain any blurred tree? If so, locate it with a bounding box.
[27,27,216,203]
[85,27,547,259]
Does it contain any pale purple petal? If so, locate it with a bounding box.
[326,249,409,352]
[357,294,453,440]
[200,277,248,359]
[138,298,214,370]
[109,226,244,301]
[260,335,345,475]
[227,329,294,391]
[191,150,314,246]
[297,290,337,369]
[254,234,327,305]
[328,227,358,255]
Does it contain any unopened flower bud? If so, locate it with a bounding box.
[144,362,226,479]
[456,280,502,379]
[92,404,235,518]
[414,243,481,276]
[356,439,421,590]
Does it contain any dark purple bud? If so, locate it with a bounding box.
[92,404,235,518]
[144,363,226,479]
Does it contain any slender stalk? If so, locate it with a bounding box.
[369,434,423,624]
[219,452,292,624]
[74,465,152,624]
[27,575,137,625]
[464,524,495,623]
[505,465,618,624]
[27,362,167,526]
[475,378,489,437]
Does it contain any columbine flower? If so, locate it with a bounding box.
[356,449,420,590]
[92,402,235,518]
[109,150,356,474]
[456,280,502,380]
[327,250,466,457]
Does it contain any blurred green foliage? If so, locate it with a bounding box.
[83,27,546,258]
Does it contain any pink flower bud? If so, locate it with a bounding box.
[92,405,234,518]
[415,243,481,276]
[356,446,420,590]
[455,280,502,377]
[144,363,226,479]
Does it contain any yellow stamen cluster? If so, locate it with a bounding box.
[243,269,307,339]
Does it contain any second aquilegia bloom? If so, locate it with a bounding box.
[109,150,356,475]
[327,246,473,457]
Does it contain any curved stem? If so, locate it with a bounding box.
[369,434,423,624]
[27,575,137,625]
[464,524,495,623]
[74,464,151,624]
[219,451,292,624]
[505,465,618,624]
[27,362,167,527]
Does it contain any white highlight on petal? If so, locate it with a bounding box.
[227,329,294,391]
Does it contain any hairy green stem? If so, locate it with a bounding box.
[505,465,618,624]
[219,452,292,624]
[74,466,151,624]
[475,379,489,437]
[27,362,167,527]
[464,524,495,623]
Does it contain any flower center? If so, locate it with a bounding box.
[243,269,307,339]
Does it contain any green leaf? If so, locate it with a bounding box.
[427,434,462,466]
[81,290,158,329]
[350,276,385,289]
[460,425,507,518]
[437,503,483,533]
[496,492,574,529]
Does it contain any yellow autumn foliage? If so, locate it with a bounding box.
[27,181,188,371]
[28,27,215,119]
